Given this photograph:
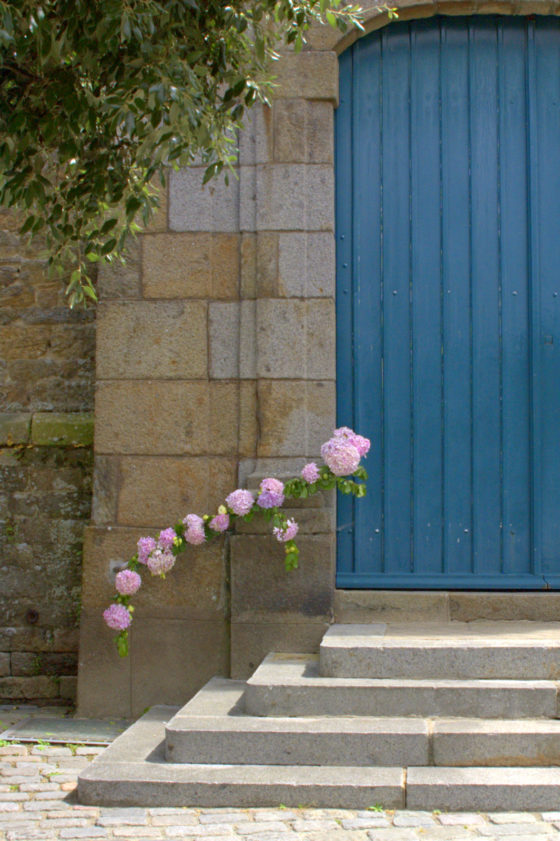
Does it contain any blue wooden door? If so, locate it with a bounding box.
[336,16,560,589]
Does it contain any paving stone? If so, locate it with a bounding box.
[411,827,476,839]
[438,813,487,826]
[478,825,555,836]
[200,813,249,824]
[393,811,436,827]
[251,810,298,822]
[0,747,27,756]
[0,803,20,812]
[151,815,198,826]
[39,818,90,828]
[96,807,147,825]
[291,819,340,831]
[542,814,560,821]
[366,830,418,841]
[165,827,233,837]
[112,828,163,838]
[236,822,291,834]
[0,794,28,801]
[490,815,540,824]
[59,828,109,838]
[341,818,391,829]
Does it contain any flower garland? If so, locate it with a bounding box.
[103,427,370,657]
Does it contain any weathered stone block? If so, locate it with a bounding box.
[59,675,77,701]
[169,168,240,233]
[77,611,132,718]
[92,455,119,525]
[0,325,51,360]
[239,381,257,458]
[274,52,339,103]
[273,100,333,164]
[252,165,334,232]
[238,103,273,166]
[31,412,94,446]
[235,505,333,535]
[230,621,328,679]
[230,533,334,623]
[95,381,239,456]
[0,413,31,445]
[257,380,335,457]
[81,526,227,620]
[96,301,207,380]
[10,652,77,676]
[130,618,229,715]
[334,590,450,624]
[256,299,335,379]
[209,301,256,379]
[240,233,279,299]
[0,652,9,677]
[449,592,560,622]
[97,239,142,301]
[278,232,335,297]
[143,233,239,300]
[0,675,60,700]
[116,456,237,527]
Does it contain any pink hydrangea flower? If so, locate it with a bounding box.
[273,518,299,543]
[183,513,204,530]
[147,548,175,577]
[185,525,205,545]
[226,489,255,516]
[257,477,285,509]
[333,426,371,458]
[301,462,320,483]
[115,569,141,596]
[321,438,361,476]
[209,513,230,532]
[137,536,156,565]
[103,603,132,631]
[158,528,176,550]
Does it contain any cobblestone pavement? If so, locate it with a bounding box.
[2,742,560,841]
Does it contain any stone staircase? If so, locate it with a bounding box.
[78,622,560,810]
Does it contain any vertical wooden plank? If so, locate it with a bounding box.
[410,20,444,574]
[335,48,355,579]
[499,18,532,576]
[469,18,502,574]
[441,18,473,574]
[531,19,560,582]
[381,22,413,574]
[351,35,384,575]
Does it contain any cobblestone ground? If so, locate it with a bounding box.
[2,743,560,841]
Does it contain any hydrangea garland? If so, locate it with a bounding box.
[104,427,370,657]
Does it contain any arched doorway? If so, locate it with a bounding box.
[336,16,560,588]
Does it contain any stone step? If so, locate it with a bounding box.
[433,718,560,766]
[407,766,560,811]
[320,622,560,679]
[245,654,559,718]
[78,707,560,810]
[165,681,429,766]
[78,707,406,809]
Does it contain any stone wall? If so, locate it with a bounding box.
[0,209,95,704]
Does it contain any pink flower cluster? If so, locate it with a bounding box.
[301,462,320,483]
[273,518,299,543]
[320,426,370,476]
[257,477,285,509]
[115,569,141,595]
[183,514,205,545]
[226,488,255,516]
[103,603,131,631]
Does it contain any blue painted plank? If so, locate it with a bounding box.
[440,19,473,574]
[410,20,444,574]
[351,35,384,575]
[532,19,560,577]
[469,18,502,575]
[335,48,355,578]
[337,572,547,590]
[381,24,413,573]
[498,19,532,575]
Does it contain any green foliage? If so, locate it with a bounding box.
[0,0,366,306]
